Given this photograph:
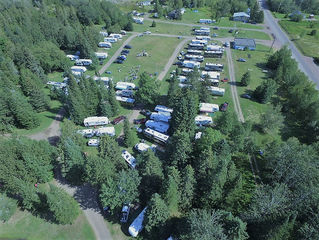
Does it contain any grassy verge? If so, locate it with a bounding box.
[279,19,319,57]
[0,210,95,240]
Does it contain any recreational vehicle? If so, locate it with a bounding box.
[205,63,224,71]
[207,45,223,51]
[83,116,109,127]
[66,54,79,61]
[133,17,144,24]
[95,127,115,137]
[201,71,220,80]
[116,90,134,98]
[178,76,188,83]
[99,31,108,37]
[199,19,214,24]
[199,102,219,113]
[76,129,95,138]
[116,96,135,104]
[185,54,204,62]
[195,115,213,126]
[128,207,147,237]
[150,112,171,123]
[134,143,155,153]
[143,128,169,144]
[207,86,225,96]
[181,68,194,75]
[88,139,99,147]
[46,81,67,89]
[204,50,223,58]
[75,59,93,66]
[121,150,137,169]
[115,82,136,90]
[187,49,203,55]
[191,39,208,45]
[196,36,211,41]
[104,37,118,43]
[98,42,112,48]
[95,52,108,59]
[154,105,173,114]
[109,33,122,39]
[188,43,205,50]
[145,120,169,133]
[194,29,210,36]
[183,60,200,69]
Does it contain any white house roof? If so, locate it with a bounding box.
[199,103,219,113]
[233,12,250,18]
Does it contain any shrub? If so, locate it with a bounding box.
[0,194,17,222]
[310,29,317,36]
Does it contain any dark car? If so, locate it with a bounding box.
[124,45,132,49]
[121,51,129,56]
[229,29,233,33]
[241,94,252,99]
[121,50,130,54]
[213,26,219,30]
[140,109,151,116]
[220,102,229,112]
[112,116,126,125]
[238,58,247,62]
[134,118,147,124]
[118,55,127,61]
[120,205,130,223]
[173,61,183,66]
[114,59,124,64]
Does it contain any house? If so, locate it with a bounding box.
[116,96,135,104]
[88,139,99,147]
[154,105,173,114]
[205,63,224,71]
[98,42,112,48]
[128,207,147,237]
[115,82,136,90]
[199,19,213,24]
[185,54,204,62]
[143,128,169,144]
[233,12,250,22]
[145,120,169,133]
[207,86,225,96]
[122,150,136,169]
[66,54,79,61]
[133,17,144,24]
[95,127,115,137]
[183,60,201,69]
[233,38,256,50]
[195,115,213,126]
[83,116,109,127]
[199,102,219,113]
[150,112,171,123]
[95,52,108,59]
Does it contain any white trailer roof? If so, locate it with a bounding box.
[116,96,135,104]
[150,112,171,123]
[98,42,112,47]
[207,45,223,51]
[134,143,151,152]
[116,82,136,90]
[199,103,219,113]
[71,66,87,72]
[154,105,173,113]
[121,150,136,169]
[195,115,213,126]
[178,76,188,83]
[128,207,147,237]
[95,127,115,137]
[144,128,169,143]
[83,116,109,126]
[88,139,100,146]
[66,54,79,60]
[116,90,134,97]
[93,76,110,82]
[95,52,108,58]
[207,86,225,95]
[201,71,220,79]
[77,129,94,136]
[145,120,169,133]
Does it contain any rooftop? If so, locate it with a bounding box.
[234,38,256,48]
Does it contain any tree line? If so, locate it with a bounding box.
[267,0,319,15]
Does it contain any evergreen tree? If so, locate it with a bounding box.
[136,72,158,106]
[254,79,278,103]
[162,167,180,214]
[179,165,196,211]
[168,130,192,169]
[260,105,284,133]
[108,81,120,117]
[215,111,237,135]
[123,118,137,148]
[28,87,50,112]
[240,71,251,86]
[167,72,181,107]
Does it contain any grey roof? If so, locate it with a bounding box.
[233,12,250,18]
[234,38,256,48]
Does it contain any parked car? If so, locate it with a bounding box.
[106,71,112,74]
[112,116,126,124]
[229,29,233,33]
[114,59,124,64]
[120,205,130,223]
[174,61,183,66]
[178,36,182,39]
[224,42,230,47]
[124,45,132,49]
[220,102,229,112]
[212,33,218,37]
[241,94,252,99]
[238,58,247,62]
[134,118,147,124]
[213,26,219,30]
[140,109,151,116]
[221,77,229,82]
[118,55,127,61]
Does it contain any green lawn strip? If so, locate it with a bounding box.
[0,210,95,240]
[101,36,182,84]
[279,20,319,57]
[213,28,271,40]
[47,71,64,82]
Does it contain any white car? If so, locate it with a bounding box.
[143,31,151,35]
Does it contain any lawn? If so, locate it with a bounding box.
[279,19,319,57]
[101,35,183,84]
[211,28,271,40]
[0,210,95,240]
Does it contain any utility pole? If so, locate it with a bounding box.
[269,33,276,52]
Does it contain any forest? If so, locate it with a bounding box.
[267,0,319,14]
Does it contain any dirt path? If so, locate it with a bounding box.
[119,108,141,136]
[158,38,189,81]
[99,33,137,75]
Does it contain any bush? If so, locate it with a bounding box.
[310,29,317,36]
[0,194,17,222]
[290,14,303,22]
[314,57,319,65]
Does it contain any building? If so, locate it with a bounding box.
[199,103,219,113]
[145,120,169,133]
[233,38,256,50]
[195,115,213,126]
[233,12,250,22]
[83,116,109,127]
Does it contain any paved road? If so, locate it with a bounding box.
[260,0,319,89]
[158,38,189,81]
[225,47,245,123]
[99,33,137,75]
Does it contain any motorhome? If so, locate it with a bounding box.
[186,49,203,55]
[150,112,171,123]
[75,59,93,66]
[95,52,108,59]
[196,36,211,41]
[207,45,223,51]
[134,143,155,153]
[66,54,79,61]
[121,150,137,169]
[205,63,224,71]
[95,127,115,137]
[185,54,204,62]
[199,102,219,113]
[204,50,223,58]
[194,29,210,36]
[128,207,147,237]
[115,82,136,90]
[191,39,208,45]
[201,71,220,80]
[109,33,122,39]
[116,96,135,104]
[83,116,109,127]
[188,43,205,50]
[183,60,200,69]
[154,105,173,114]
[207,86,225,96]
[76,129,95,138]
[143,128,169,144]
[145,120,169,133]
[195,115,213,126]
[104,37,118,43]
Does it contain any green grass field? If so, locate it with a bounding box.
[279,19,319,57]
[101,36,182,84]
[0,210,95,240]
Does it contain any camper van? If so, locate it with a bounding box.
[128,207,147,237]
[83,116,109,127]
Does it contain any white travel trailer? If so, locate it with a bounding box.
[143,128,169,144]
[207,86,225,96]
[71,66,87,76]
[100,31,108,37]
[122,150,137,169]
[188,43,205,49]
[187,49,203,55]
[196,36,211,41]
[194,29,210,36]
[181,68,194,75]
[128,207,147,237]
[207,45,223,51]
[199,19,214,24]
[109,33,122,39]
[83,116,109,127]
[115,82,136,90]
[134,143,155,153]
[46,81,67,89]
[195,115,213,126]
[185,54,204,62]
[145,120,169,133]
[98,42,112,48]
[93,76,110,82]
[95,127,115,137]
[66,54,80,61]
[116,96,135,104]
[88,139,100,147]
[75,59,93,66]
[150,112,171,123]
[201,71,220,80]
[133,17,144,24]
[116,90,134,98]
[199,102,219,113]
[178,76,188,83]
[104,37,118,43]
[154,105,173,114]
[77,129,95,138]
[205,63,224,71]
[179,83,192,88]
[191,39,208,45]
[95,52,108,59]
[183,60,200,69]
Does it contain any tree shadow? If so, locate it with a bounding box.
[48,136,60,146]
[73,183,100,211]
